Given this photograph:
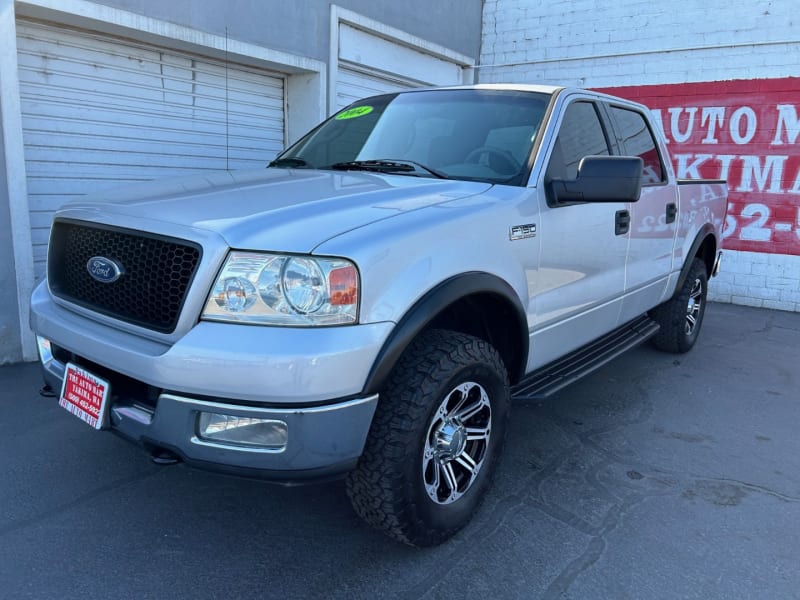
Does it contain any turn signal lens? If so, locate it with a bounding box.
[329,265,358,306]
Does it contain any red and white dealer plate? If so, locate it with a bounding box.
[58,363,111,429]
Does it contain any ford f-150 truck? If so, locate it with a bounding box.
[31,84,727,546]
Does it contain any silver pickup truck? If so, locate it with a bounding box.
[31,84,727,546]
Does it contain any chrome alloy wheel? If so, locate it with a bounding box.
[685,277,704,335]
[422,381,492,505]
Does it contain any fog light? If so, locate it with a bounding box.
[197,412,288,450]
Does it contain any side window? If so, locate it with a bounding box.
[609,106,664,184]
[546,101,610,182]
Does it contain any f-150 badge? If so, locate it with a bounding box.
[509,224,537,240]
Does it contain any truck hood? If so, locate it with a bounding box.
[68,168,492,252]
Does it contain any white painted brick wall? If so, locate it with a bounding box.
[480,0,800,312]
[710,250,800,312]
[481,0,798,88]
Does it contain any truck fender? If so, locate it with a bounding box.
[362,272,529,395]
[672,224,715,299]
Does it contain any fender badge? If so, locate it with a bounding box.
[510,224,537,240]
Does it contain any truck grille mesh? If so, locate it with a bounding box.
[48,220,202,333]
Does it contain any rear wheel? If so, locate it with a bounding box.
[346,329,509,546]
[650,258,708,353]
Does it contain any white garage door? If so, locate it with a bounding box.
[336,65,418,109]
[16,20,286,278]
[335,24,465,110]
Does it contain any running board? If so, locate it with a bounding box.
[511,315,660,401]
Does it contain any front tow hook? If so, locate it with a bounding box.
[151,448,181,465]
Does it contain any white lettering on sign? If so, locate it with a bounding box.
[595,79,800,256]
[675,154,713,179]
[723,206,800,242]
[669,107,697,143]
[739,204,772,242]
[700,107,726,144]
[716,155,737,182]
[736,156,788,193]
[671,154,798,195]
[730,107,757,144]
[772,104,800,146]
[660,105,758,145]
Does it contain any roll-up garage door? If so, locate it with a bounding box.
[335,24,465,111]
[336,65,418,110]
[16,20,286,279]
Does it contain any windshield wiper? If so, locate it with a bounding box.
[328,159,448,179]
[268,157,313,168]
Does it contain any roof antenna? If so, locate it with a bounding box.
[225,26,230,172]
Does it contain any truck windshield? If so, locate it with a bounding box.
[273,89,550,186]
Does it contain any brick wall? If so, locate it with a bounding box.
[479,0,800,311]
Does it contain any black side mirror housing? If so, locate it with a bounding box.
[549,156,643,204]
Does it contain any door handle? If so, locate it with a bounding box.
[615,209,630,235]
[666,202,677,224]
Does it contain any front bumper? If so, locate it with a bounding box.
[41,350,377,479]
[32,282,390,479]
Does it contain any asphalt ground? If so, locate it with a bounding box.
[1,302,799,599]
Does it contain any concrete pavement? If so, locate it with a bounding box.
[1,302,799,599]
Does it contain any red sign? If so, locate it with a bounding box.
[595,78,800,255]
[59,363,110,429]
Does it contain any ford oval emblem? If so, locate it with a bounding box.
[86,256,124,283]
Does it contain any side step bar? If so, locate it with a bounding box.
[511,315,660,401]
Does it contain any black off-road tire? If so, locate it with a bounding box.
[346,329,510,547]
[650,258,708,353]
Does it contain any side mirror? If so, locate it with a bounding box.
[549,156,643,204]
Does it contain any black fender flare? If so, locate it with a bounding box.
[362,272,529,395]
[673,224,715,299]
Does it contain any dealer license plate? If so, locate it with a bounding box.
[59,363,111,429]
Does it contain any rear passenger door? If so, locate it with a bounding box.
[531,99,629,369]
[604,104,678,321]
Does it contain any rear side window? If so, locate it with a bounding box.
[608,106,664,184]
[546,101,610,181]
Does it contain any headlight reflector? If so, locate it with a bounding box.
[282,257,326,313]
[203,251,359,326]
[216,277,257,312]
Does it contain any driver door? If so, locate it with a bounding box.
[529,99,629,369]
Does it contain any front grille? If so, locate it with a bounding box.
[48,220,202,333]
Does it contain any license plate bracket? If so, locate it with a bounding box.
[59,363,111,429]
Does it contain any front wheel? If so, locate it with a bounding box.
[346,329,509,546]
[650,258,708,353]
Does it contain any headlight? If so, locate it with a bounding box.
[202,251,359,326]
